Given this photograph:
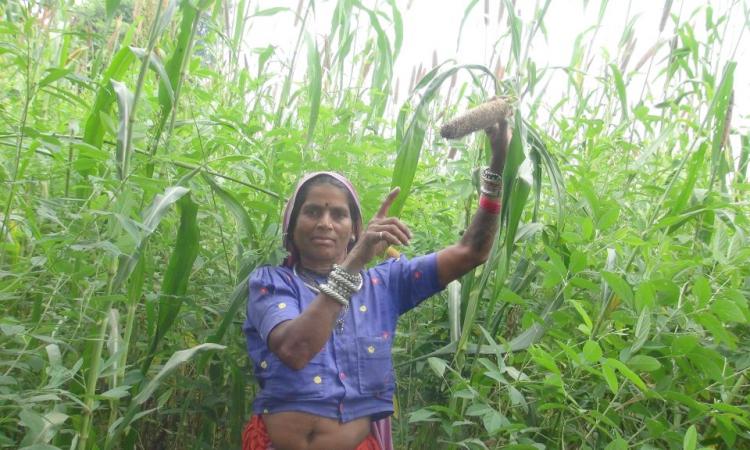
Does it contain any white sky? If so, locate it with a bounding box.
[242,0,749,131]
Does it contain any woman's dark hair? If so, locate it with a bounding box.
[286,175,361,253]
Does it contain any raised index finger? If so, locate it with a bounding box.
[375,187,400,218]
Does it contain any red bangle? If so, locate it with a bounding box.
[479,195,501,214]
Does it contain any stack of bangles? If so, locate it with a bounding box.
[479,167,502,214]
[319,264,363,307]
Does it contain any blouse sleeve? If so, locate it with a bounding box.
[246,266,300,343]
[387,252,444,315]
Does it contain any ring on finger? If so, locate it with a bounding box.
[379,231,384,241]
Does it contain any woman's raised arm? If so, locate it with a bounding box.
[435,119,510,286]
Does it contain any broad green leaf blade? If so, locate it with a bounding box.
[154,0,179,40]
[158,1,199,115]
[38,68,73,89]
[390,64,495,216]
[683,424,697,450]
[208,277,249,344]
[129,46,174,104]
[601,271,634,304]
[112,186,190,291]
[609,63,628,121]
[202,174,255,238]
[456,0,480,51]
[110,79,134,180]
[708,61,735,185]
[504,0,522,64]
[83,27,135,150]
[606,358,648,392]
[447,280,462,342]
[305,33,322,145]
[142,186,190,233]
[107,343,224,447]
[148,195,200,359]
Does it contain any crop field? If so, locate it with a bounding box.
[1,0,749,449]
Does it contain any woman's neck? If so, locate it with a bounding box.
[297,259,335,276]
[298,264,331,276]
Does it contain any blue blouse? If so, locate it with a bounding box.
[243,253,443,423]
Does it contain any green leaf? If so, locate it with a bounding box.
[427,357,448,377]
[154,0,179,40]
[683,424,697,450]
[38,68,73,89]
[148,195,201,361]
[606,358,648,392]
[604,438,628,450]
[305,33,322,145]
[408,408,438,423]
[708,62,735,184]
[601,363,618,394]
[482,408,507,434]
[202,174,255,238]
[710,297,746,323]
[627,355,661,372]
[601,271,634,304]
[610,63,628,121]
[692,275,711,307]
[137,343,224,404]
[456,0,480,51]
[631,308,651,353]
[157,1,199,115]
[112,186,190,316]
[634,282,655,311]
[696,312,737,348]
[671,335,699,356]
[110,79,134,180]
[529,347,560,375]
[390,64,495,216]
[569,299,593,333]
[583,340,603,363]
[100,385,131,400]
[129,47,174,104]
[505,0,522,64]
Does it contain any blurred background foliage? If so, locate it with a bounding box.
[0,0,749,448]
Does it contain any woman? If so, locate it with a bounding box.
[242,119,509,450]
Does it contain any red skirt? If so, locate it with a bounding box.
[242,415,381,450]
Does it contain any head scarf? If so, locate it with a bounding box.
[282,172,363,267]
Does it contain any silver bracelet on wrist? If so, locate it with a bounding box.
[319,283,350,307]
[480,167,503,198]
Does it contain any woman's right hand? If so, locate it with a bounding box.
[342,187,411,272]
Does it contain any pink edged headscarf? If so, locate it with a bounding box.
[281,172,363,267]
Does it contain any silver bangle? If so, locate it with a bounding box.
[329,271,362,293]
[332,264,362,286]
[481,167,502,183]
[319,283,350,307]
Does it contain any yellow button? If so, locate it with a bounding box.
[359,305,367,312]
[260,360,268,369]
[367,345,375,354]
[313,375,322,384]
[278,302,286,309]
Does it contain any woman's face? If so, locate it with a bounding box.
[292,183,354,267]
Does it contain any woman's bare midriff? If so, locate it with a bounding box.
[263,411,371,450]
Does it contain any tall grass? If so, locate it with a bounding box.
[0,1,748,449]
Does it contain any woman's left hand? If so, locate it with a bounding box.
[343,188,411,271]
